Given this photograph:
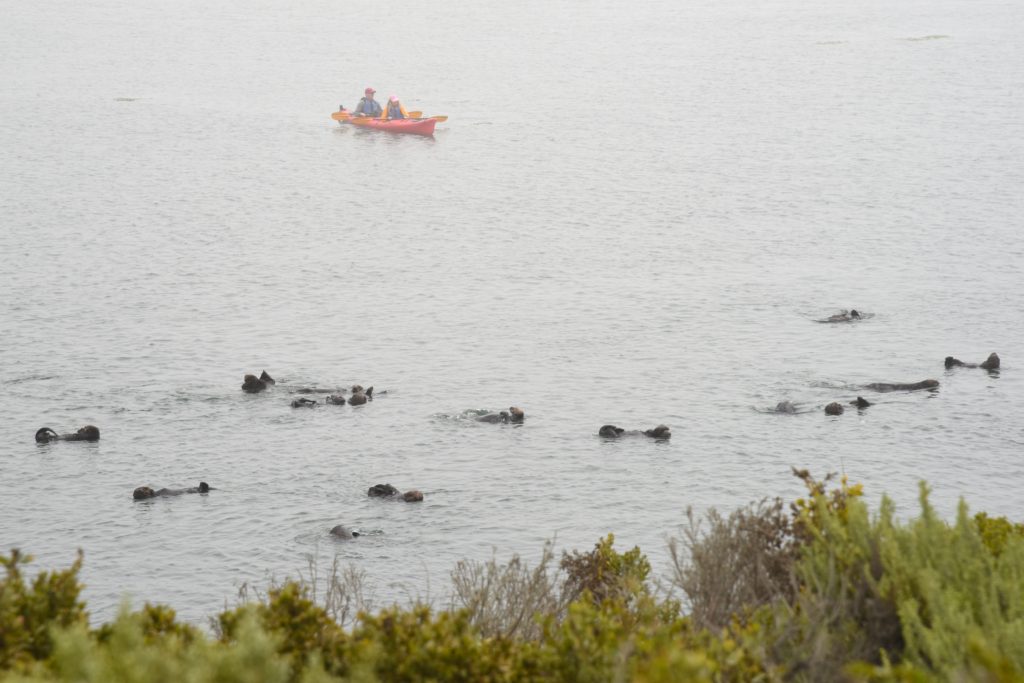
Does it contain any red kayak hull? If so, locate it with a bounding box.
[348,117,437,136]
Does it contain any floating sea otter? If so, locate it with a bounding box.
[818,309,862,323]
[945,353,1000,370]
[329,525,360,539]
[773,401,798,414]
[133,482,213,500]
[862,379,939,392]
[242,371,275,393]
[476,407,525,423]
[367,483,424,502]
[35,425,100,443]
[348,385,374,405]
[824,402,845,415]
[291,398,318,408]
[598,424,671,439]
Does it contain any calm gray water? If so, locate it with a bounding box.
[2,0,1023,623]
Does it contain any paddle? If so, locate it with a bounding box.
[332,111,377,122]
[407,112,448,122]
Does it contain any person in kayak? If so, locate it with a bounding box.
[353,87,382,117]
[381,95,408,120]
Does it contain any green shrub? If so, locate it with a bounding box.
[21,608,293,683]
[975,513,1024,557]
[768,483,1024,681]
[349,605,528,682]
[879,488,1024,677]
[94,602,200,646]
[560,533,651,606]
[0,550,87,670]
[218,581,348,678]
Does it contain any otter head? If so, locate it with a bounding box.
[78,425,100,441]
[402,490,424,502]
[351,385,364,394]
[944,356,963,368]
[599,425,624,438]
[981,353,1000,370]
[368,483,400,498]
[133,486,156,500]
[35,427,58,443]
[329,525,359,539]
[242,374,266,392]
[198,482,210,493]
[508,406,524,422]
[850,309,861,318]
[646,425,671,439]
[824,402,845,416]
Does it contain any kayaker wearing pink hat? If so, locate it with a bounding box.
[353,87,382,117]
[381,95,408,120]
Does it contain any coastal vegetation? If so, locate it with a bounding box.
[3,471,1024,682]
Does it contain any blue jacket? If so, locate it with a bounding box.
[355,97,383,117]
[384,101,407,119]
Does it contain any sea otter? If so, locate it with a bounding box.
[863,379,939,392]
[35,425,100,443]
[476,407,525,423]
[329,525,360,539]
[291,398,318,408]
[774,401,798,414]
[133,482,212,500]
[367,483,424,502]
[598,424,671,439]
[819,309,862,323]
[348,385,373,406]
[851,396,871,409]
[824,402,845,415]
[242,371,275,393]
[325,395,347,405]
[945,353,1000,370]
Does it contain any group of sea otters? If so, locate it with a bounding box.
[33,311,1000,537]
[242,371,376,406]
[799,309,1000,416]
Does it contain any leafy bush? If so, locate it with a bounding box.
[560,533,651,607]
[349,605,529,682]
[0,550,87,671]
[217,582,348,679]
[975,512,1024,557]
[25,609,293,683]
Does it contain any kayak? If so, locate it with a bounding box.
[347,117,436,136]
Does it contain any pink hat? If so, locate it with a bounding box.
[364,87,376,95]
[389,95,399,102]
